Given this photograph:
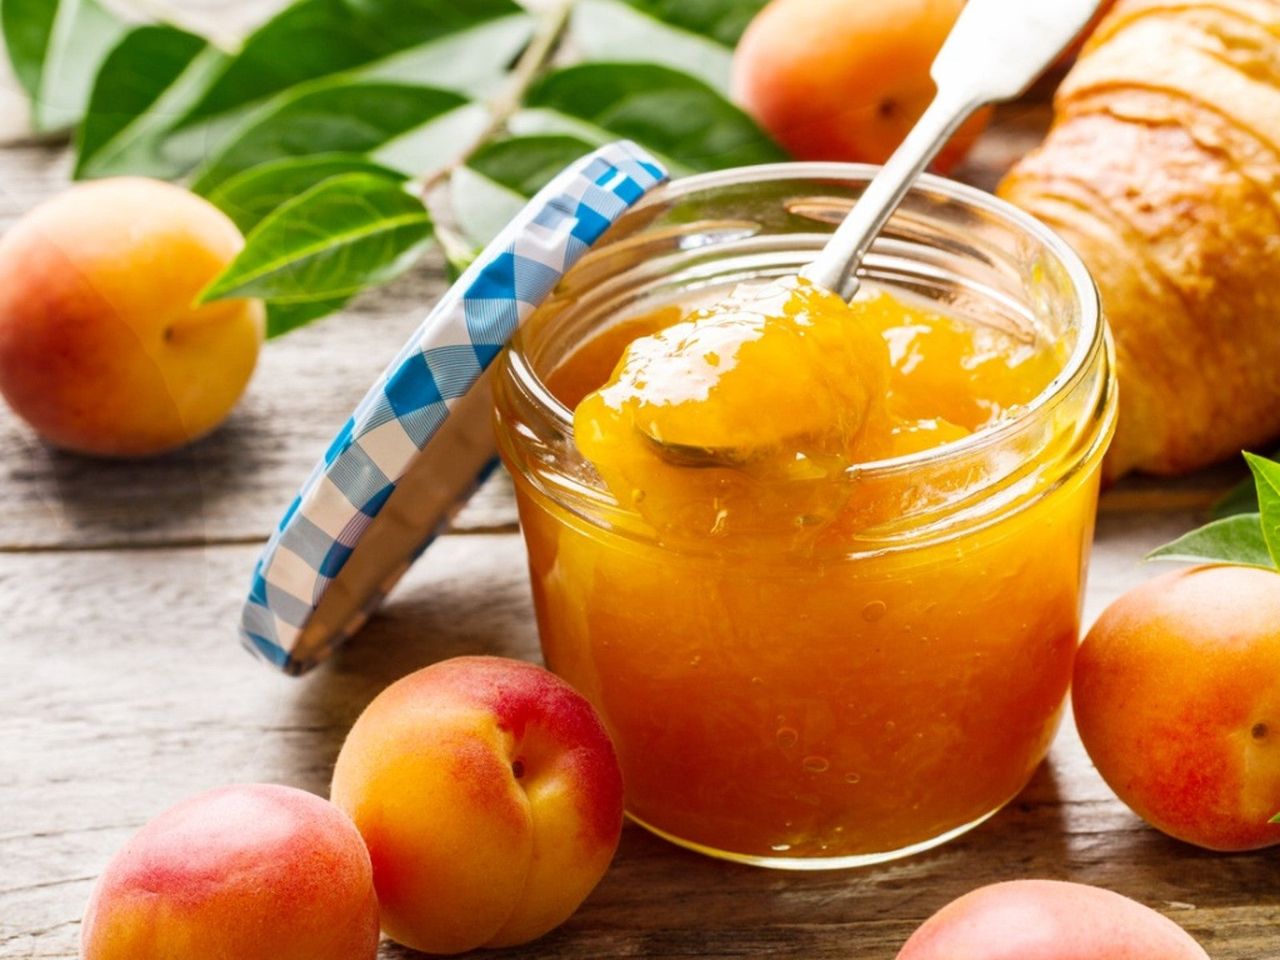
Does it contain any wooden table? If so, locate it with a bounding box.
[1,31,1277,960]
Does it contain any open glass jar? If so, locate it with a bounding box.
[493,164,1116,869]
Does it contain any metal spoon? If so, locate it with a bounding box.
[645,0,1105,467]
[802,0,1105,300]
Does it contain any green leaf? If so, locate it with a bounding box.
[1271,812,1280,824]
[147,0,523,181]
[1245,452,1280,567]
[2,0,126,131]
[449,134,597,250]
[1213,450,1280,521]
[189,80,468,195]
[469,134,597,197]
[0,0,51,98]
[1214,448,1280,520]
[176,0,522,128]
[74,25,228,180]
[449,165,527,253]
[266,296,354,338]
[201,172,433,305]
[1213,475,1259,520]
[1147,514,1276,571]
[352,12,532,96]
[369,100,490,178]
[617,0,767,46]
[207,153,407,234]
[523,62,786,173]
[571,0,738,94]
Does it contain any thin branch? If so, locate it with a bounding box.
[419,0,574,198]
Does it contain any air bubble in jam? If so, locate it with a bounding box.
[862,600,888,622]
[776,727,799,750]
[802,756,830,774]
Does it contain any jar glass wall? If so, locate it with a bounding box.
[493,164,1117,869]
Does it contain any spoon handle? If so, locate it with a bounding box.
[800,0,1106,302]
[798,91,975,300]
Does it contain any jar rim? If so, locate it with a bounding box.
[505,161,1105,483]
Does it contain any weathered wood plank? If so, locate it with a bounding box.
[2,516,1276,960]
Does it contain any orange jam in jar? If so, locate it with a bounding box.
[494,166,1116,867]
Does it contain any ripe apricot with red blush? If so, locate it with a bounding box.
[81,784,379,960]
[896,880,1209,960]
[331,656,624,954]
[1074,565,1280,851]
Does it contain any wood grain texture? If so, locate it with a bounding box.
[0,4,1275,958]
[4,520,1277,960]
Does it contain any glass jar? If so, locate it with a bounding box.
[493,163,1117,869]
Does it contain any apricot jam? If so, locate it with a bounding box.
[567,277,1062,546]
[494,167,1116,866]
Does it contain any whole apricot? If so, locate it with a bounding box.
[1074,565,1280,851]
[0,177,263,457]
[732,0,989,173]
[896,880,1209,960]
[81,784,380,960]
[331,656,624,955]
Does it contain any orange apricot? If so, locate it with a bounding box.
[331,656,624,954]
[732,0,989,173]
[0,177,263,457]
[1074,566,1280,851]
[81,784,380,960]
[897,880,1209,960]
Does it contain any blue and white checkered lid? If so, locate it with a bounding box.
[241,142,668,674]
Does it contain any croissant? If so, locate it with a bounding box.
[999,0,1280,479]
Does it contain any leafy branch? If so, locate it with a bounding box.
[433,0,575,183]
[418,0,574,273]
[0,0,779,336]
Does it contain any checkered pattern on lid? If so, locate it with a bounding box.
[241,142,668,674]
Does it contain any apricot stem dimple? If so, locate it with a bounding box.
[511,758,526,779]
[1252,722,1269,741]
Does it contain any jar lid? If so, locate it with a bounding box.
[240,142,668,675]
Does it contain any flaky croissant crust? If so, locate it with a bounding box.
[999,0,1280,479]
